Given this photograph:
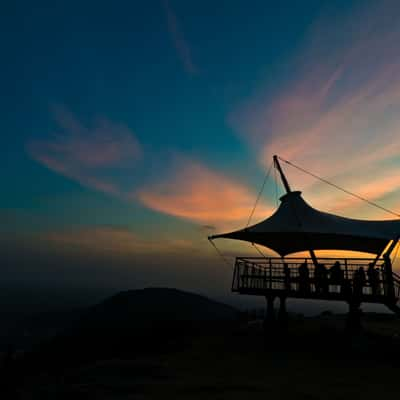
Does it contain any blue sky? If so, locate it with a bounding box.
[1,1,314,229]
[2,0,400,295]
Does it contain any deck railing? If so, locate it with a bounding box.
[232,257,400,303]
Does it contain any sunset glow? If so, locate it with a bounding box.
[3,0,400,294]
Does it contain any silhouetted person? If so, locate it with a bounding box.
[298,261,310,294]
[382,256,396,299]
[359,266,366,287]
[353,267,366,298]
[367,263,380,296]
[283,263,291,291]
[329,261,344,293]
[315,263,328,294]
[375,267,383,295]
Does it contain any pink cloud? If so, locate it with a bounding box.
[27,107,141,196]
[308,167,400,219]
[162,0,199,75]
[229,2,400,219]
[137,160,273,230]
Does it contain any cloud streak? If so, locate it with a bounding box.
[29,107,270,234]
[27,106,141,196]
[163,0,199,75]
[137,159,273,230]
[229,1,400,219]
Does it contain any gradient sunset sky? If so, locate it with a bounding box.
[2,0,400,299]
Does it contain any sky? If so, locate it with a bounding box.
[2,0,400,304]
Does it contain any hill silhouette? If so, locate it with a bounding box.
[25,288,238,368]
[5,291,400,399]
[80,287,237,328]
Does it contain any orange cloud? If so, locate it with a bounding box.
[27,106,141,196]
[137,160,273,230]
[230,2,400,219]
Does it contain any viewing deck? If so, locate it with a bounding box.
[232,257,400,306]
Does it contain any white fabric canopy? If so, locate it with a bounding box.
[210,191,400,256]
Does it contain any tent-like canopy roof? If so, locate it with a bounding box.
[210,191,400,256]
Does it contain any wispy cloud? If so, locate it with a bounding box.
[27,106,141,196]
[137,159,272,230]
[229,1,400,219]
[162,0,199,75]
[43,225,201,255]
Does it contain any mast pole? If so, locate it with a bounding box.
[273,155,291,193]
[273,155,319,267]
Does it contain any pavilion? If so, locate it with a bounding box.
[209,156,400,327]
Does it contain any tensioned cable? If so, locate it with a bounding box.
[209,161,273,267]
[252,242,269,258]
[278,156,400,219]
[208,238,232,268]
[246,161,274,228]
[209,237,271,270]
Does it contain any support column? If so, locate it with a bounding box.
[384,255,395,300]
[346,301,362,333]
[263,295,276,331]
[278,296,288,328]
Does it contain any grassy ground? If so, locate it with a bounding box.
[5,315,400,399]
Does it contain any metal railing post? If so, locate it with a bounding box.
[231,259,237,291]
[269,258,272,290]
[264,264,267,289]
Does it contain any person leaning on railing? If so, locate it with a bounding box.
[315,263,328,294]
[298,260,310,294]
[353,267,366,298]
[329,261,344,293]
[367,262,380,296]
[284,263,291,291]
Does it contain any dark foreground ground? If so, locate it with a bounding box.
[2,312,400,400]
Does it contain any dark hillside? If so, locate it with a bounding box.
[25,288,238,368]
[80,287,237,327]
